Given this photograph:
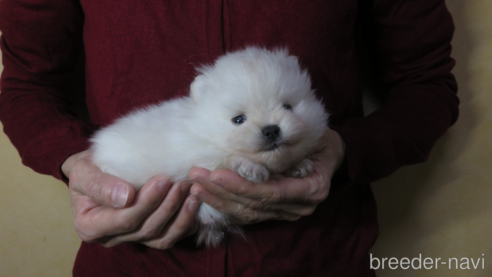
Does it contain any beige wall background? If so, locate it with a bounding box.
[0,1,490,276]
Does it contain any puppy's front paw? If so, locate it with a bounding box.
[284,159,314,178]
[236,160,270,183]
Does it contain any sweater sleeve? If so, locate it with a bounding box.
[0,0,96,180]
[330,0,459,185]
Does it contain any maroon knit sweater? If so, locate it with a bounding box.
[0,0,458,276]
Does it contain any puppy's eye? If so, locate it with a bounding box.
[232,114,247,125]
[282,104,293,111]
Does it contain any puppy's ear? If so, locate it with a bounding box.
[190,75,207,101]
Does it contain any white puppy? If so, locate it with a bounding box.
[91,47,328,246]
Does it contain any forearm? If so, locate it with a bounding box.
[0,0,95,180]
[331,0,459,185]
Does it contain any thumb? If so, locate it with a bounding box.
[69,158,136,208]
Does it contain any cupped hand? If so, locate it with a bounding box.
[188,128,344,225]
[62,150,200,249]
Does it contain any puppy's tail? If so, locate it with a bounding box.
[196,225,246,247]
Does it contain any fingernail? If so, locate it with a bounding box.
[211,177,225,187]
[191,176,205,185]
[190,185,205,199]
[180,181,193,193]
[188,197,201,213]
[111,185,129,208]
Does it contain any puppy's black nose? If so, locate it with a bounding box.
[262,125,281,141]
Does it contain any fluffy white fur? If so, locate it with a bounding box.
[90,47,328,246]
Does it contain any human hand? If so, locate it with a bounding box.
[62,149,200,249]
[189,128,345,225]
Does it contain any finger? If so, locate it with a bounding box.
[266,203,318,217]
[72,175,173,241]
[190,167,249,205]
[192,169,319,216]
[189,167,245,203]
[205,169,310,203]
[69,158,135,208]
[101,181,193,247]
[190,183,285,225]
[143,195,201,249]
[190,166,301,204]
[210,162,331,205]
[190,166,326,209]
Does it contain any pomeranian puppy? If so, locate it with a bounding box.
[90,47,328,246]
